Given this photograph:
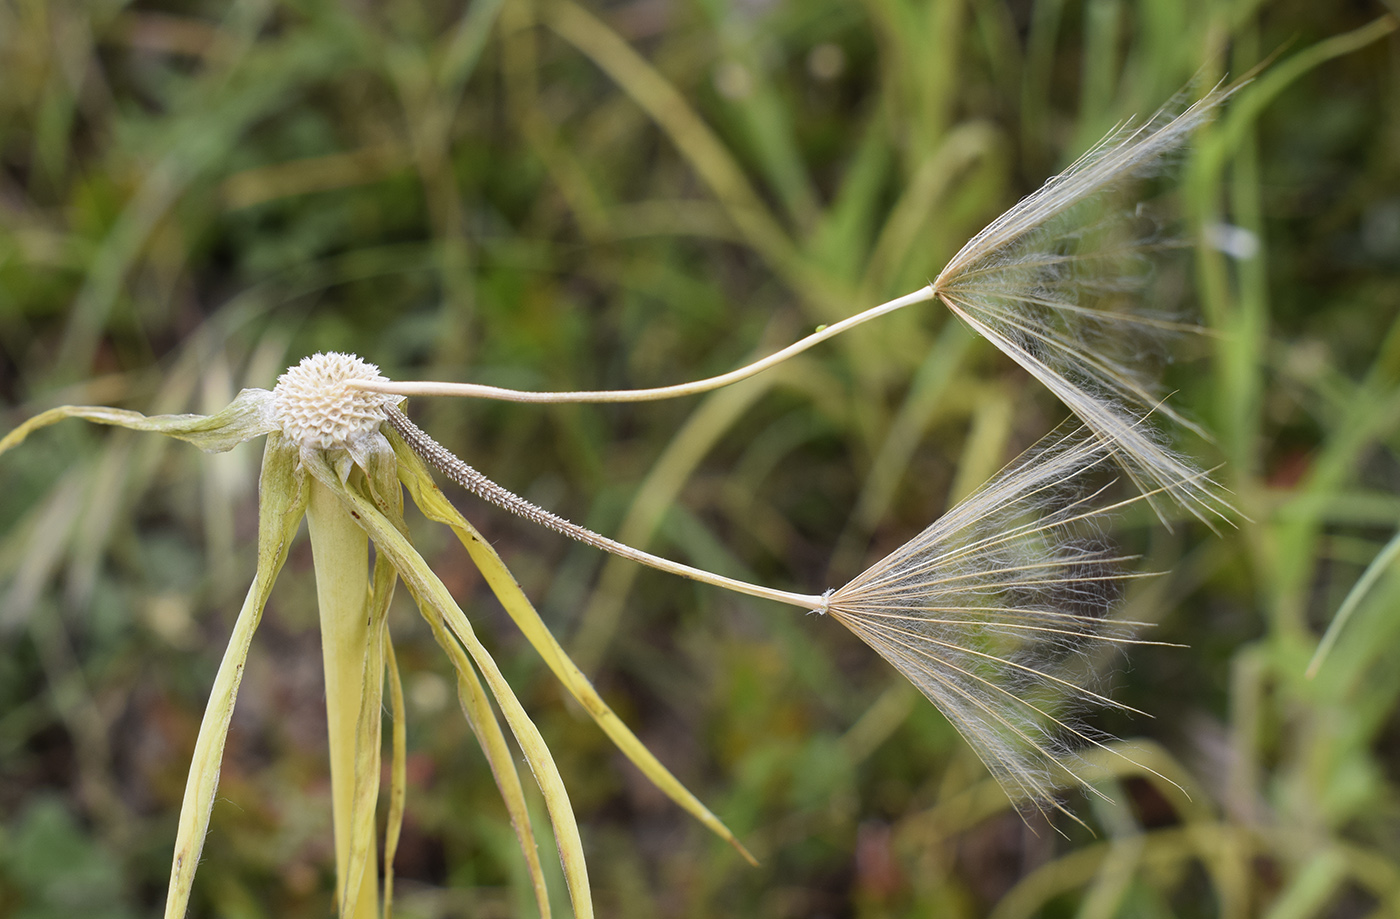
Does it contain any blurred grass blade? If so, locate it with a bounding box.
[1197,17,1397,177]
[55,22,367,377]
[1264,849,1347,919]
[1189,16,1396,497]
[862,121,997,291]
[1307,528,1400,679]
[0,467,88,631]
[837,322,974,570]
[437,0,509,91]
[572,372,781,674]
[165,435,307,918]
[542,0,802,286]
[697,2,818,230]
[390,430,759,865]
[304,451,592,917]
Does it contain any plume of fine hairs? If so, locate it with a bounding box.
[390,401,1180,812]
[932,87,1236,525]
[824,425,1175,815]
[389,404,1172,813]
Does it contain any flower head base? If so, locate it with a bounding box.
[272,352,393,451]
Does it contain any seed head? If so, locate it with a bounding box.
[930,86,1236,526]
[272,352,392,450]
[825,425,1169,814]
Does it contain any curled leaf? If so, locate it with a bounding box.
[1,388,278,456]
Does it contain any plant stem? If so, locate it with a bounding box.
[384,405,827,612]
[307,478,379,919]
[349,285,937,404]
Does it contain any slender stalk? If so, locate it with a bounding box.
[383,405,826,611]
[349,286,936,404]
[306,478,379,919]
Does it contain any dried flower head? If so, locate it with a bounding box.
[0,356,757,919]
[272,352,393,450]
[0,85,1241,919]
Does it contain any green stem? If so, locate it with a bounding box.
[307,478,379,919]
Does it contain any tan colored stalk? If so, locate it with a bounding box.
[352,88,1248,528]
[306,477,379,919]
[384,404,824,611]
[349,286,936,404]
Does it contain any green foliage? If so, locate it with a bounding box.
[0,796,139,919]
[1,0,1398,916]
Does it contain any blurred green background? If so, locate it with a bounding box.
[2,0,1399,916]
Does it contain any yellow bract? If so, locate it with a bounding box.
[0,393,744,919]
